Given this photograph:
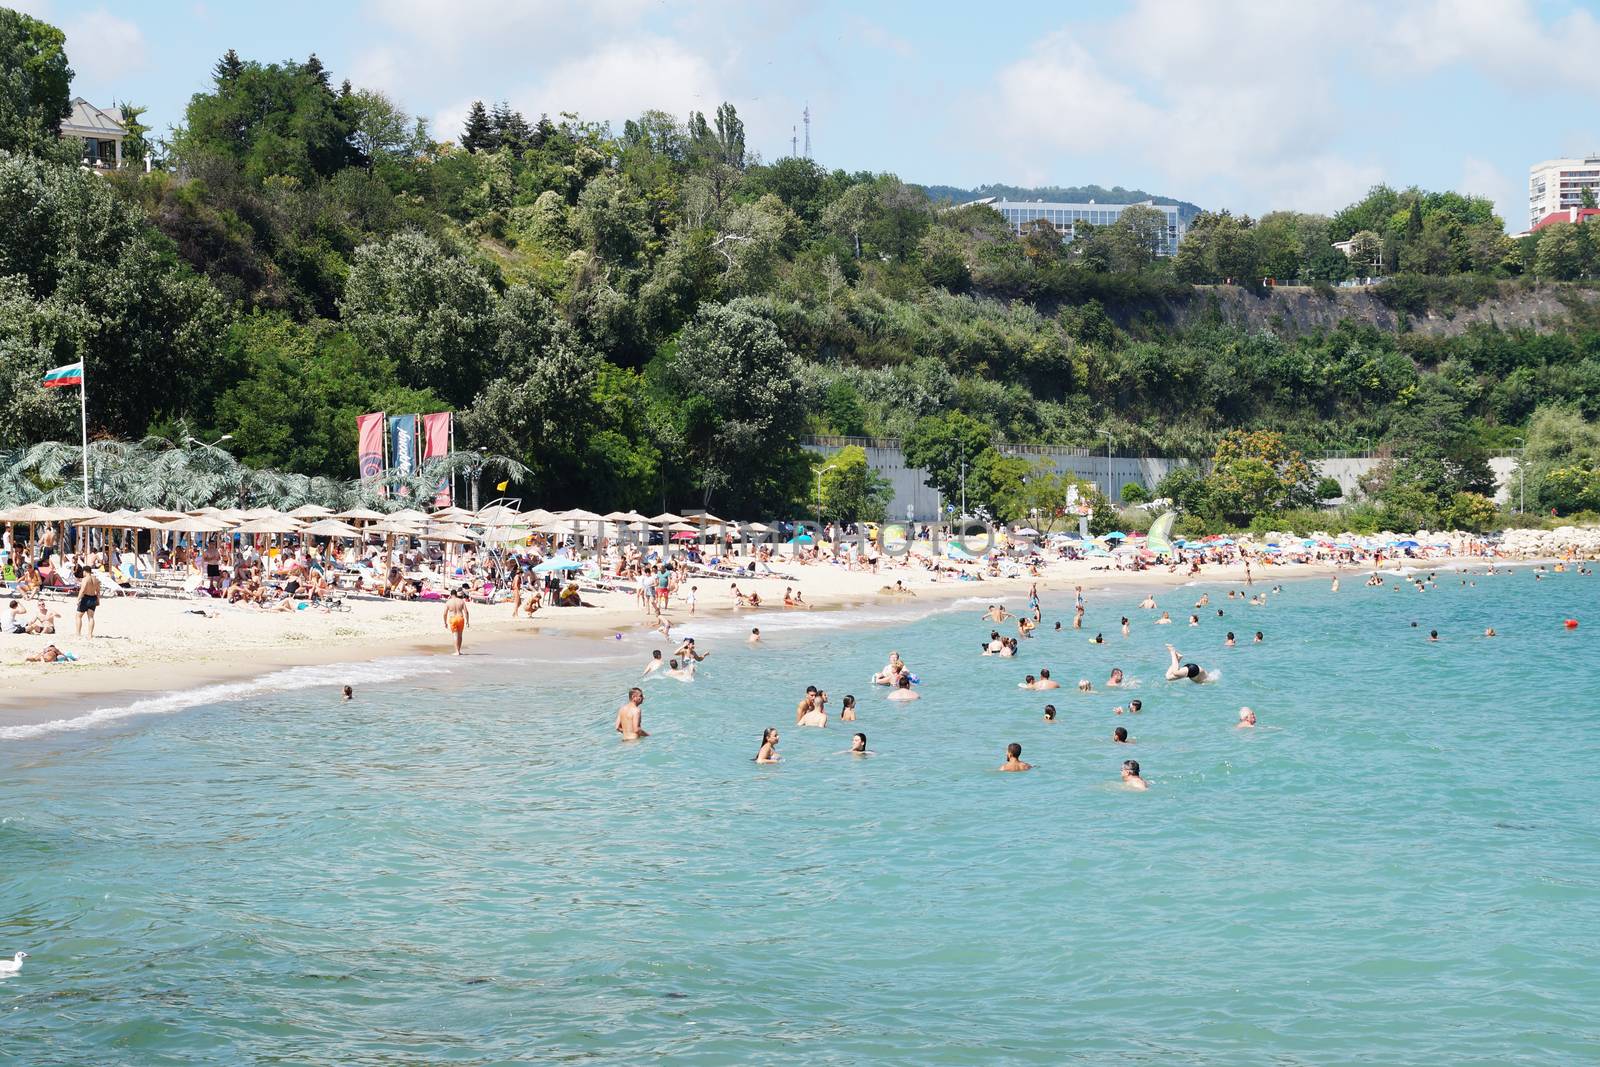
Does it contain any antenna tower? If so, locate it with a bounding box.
[791,126,798,157]
[803,104,811,158]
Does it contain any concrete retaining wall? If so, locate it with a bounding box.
[802,437,1520,519]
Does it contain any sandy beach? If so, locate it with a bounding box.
[0,549,1412,730]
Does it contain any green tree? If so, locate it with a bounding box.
[0,8,73,160]
[666,299,806,512]
[338,232,497,406]
[816,445,891,522]
[348,88,411,167]
[0,154,230,444]
[823,379,867,436]
[113,101,155,164]
[902,411,993,512]
[1203,429,1314,523]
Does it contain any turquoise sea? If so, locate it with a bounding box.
[3,567,1598,1065]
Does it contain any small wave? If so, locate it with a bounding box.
[0,657,452,742]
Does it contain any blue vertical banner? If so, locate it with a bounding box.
[388,414,418,491]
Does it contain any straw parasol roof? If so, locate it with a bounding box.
[138,508,188,522]
[188,506,228,516]
[55,506,104,522]
[666,521,699,532]
[333,507,387,522]
[430,506,476,521]
[687,512,725,525]
[77,509,164,530]
[367,519,423,536]
[300,518,364,538]
[231,514,306,535]
[160,515,236,533]
[0,503,77,522]
[387,508,430,523]
[651,512,685,524]
[603,510,648,522]
[559,508,603,522]
[519,508,557,524]
[287,504,334,518]
[475,524,533,544]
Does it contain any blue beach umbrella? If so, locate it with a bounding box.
[788,532,814,543]
[534,558,586,573]
[1103,531,1127,540]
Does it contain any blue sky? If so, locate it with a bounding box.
[17,0,1600,228]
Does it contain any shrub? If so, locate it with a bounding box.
[1120,481,1149,504]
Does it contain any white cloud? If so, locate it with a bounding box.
[1461,156,1522,228]
[979,0,1600,215]
[524,38,723,125]
[63,7,148,88]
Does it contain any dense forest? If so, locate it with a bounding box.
[3,8,1600,528]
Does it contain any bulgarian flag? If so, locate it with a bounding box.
[42,362,83,388]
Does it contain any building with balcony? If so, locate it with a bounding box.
[60,98,128,170]
[1528,156,1600,228]
[973,197,1188,256]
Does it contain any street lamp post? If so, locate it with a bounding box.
[1511,436,1525,514]
[1100,430,1114,502]
[815,464,837,530]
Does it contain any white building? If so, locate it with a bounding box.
[1528,156,1600,228]
[60,98,128,170]
[973,197,1187,256]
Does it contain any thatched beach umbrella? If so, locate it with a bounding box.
[300,518,363,539]
[288,504,334,519]
[333,507,387,523]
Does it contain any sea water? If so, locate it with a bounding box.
[2,570,1598,1065]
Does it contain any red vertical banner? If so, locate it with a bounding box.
[357,411,385,480]
[421,411,452,508]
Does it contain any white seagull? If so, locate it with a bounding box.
[0,951,27,975]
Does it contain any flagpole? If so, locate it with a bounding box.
[79,369,89,507]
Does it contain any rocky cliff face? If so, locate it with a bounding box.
[1155,284,1598,337]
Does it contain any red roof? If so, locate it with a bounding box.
[1532,208,1600,232]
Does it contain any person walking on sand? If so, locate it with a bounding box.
[74,566,100,639]
[444,589,469,655]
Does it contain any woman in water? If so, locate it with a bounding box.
[1156,611,1172,625]
[1224,631,1236,647]
[840,694,857,722]
[847,732,871,756]
[755,727,781,763]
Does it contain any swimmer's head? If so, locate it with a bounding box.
[1077,679,1092,691]
[852,733,867,752]
[652,650,663,659]
[1110,668,1124,682]
[628,687,644,702]
[805,685,818,695]
[1039,668,1050,679]
[1114,726,1128,742]
[843,694,855,708]
[762,726,778,744]
[1226,632,1235,641]
[1043,705,1056,720]
[1024,674,1036,685]
[342,685,353,700]
[898,675,912,689]
[669,659,680,669]
[1007,742,1022,759]
[751,627,759,635]
[1129,699,1142,712]
[1184,663,1201,679]
[1122,759,1141,777]
[1239,707,1256,724]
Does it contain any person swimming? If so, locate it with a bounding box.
[749,627,762,644]
[1253,631,1263,643]
[1108,668,1125,687]
[1188,614,1200,626]
[1120,616,1130,637]
[755,727,781,763]
[1043,704,1057,722]
[1429,630,1439,642]
[1139,594,1157,610]
[1000,742,1031,772]
[1164,643,1211,683]
[1225,631,1236,647]
[1115,699,1143,715]
[643,649,665,677]
[887,675,919,701]
[1121,759,1148,789]
[840,694,857,721]
[666,657,696,682]
[1237,706,1257,728]
[342,685,353,701]
[1077,679,1093,692]
[874,651,906,684]
[1090,632,1105,644]
[1036,668,1059,690]
[1019,674,1037,690]
[1113,726,1130,744]
[847,732,872,756]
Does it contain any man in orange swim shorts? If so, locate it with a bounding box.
[444,588,469,655]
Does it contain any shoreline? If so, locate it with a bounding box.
[0,554,1495,737]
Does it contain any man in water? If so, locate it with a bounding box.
[1237,707,1257,728]
[1165,643,1211,683]
[1113,726,1131,743]
[615,688,648,740]
[982,605,1013,622]
[1036,668,1060,690]
[1121,759,1148,789]
[1000,742,1031,772]
[675,638,709,663]
[444,589,469,655]
[1139,594,1157,610]
[643,650,665,677]
[666,658,696,682]
[342,685,354,701]
[748,627,762,645]
[1428,630,1439,642]
[1253,631,1264,643]
[1108,668,1125,687]
[886,675,919,702]
[1114,699,1143,716]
